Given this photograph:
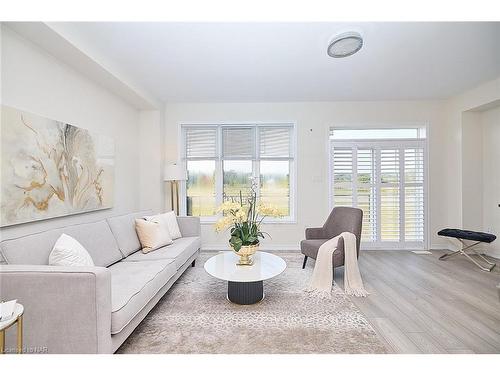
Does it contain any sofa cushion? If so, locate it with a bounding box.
[300,238,346,265]
[109,259,176,334]
[0,220,123,267]
[123,236,201,270]
[107,210,153,257]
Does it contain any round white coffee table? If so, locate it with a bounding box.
[204,251,286,305]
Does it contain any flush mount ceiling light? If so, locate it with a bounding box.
[327,31,363,58]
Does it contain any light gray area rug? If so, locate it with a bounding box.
[117,252,389,354]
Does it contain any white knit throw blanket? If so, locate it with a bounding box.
[305,232,368,298]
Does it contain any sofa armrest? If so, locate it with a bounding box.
[305,227,326,240]
[0,265,112,354]
[177,216,201,237]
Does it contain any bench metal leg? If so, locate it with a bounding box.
[472,250,496,266]
[462,251,495,272]
[439,240,496,272]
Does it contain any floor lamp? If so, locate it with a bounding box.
[164,164,187,215]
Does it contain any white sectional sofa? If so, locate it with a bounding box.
[0,210,201,353]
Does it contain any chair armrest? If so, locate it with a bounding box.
[177,216,201,237]
[305,227,326,240]
[0,264,112,353]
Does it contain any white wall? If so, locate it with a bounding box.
[138,110,164,212]
[165,100,450,250]
[481,106,500,255]
[442,77,500,234]
[0,26,142,240]
[461,111,483,230]
[442,77,500,256]
[459,104,500,257]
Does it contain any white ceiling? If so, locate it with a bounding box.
[49,22,500,102]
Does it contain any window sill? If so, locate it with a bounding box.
[199,218,297,225]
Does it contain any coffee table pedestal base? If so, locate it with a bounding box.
[227,281,264,305]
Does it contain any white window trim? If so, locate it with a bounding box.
[328,125,429,250]
[178,121,297,224]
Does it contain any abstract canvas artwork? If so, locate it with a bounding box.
[1,105,114,226]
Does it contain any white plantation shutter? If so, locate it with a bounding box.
[259,127,293,158]
[404,148,425,242]
[332,147,377,243]
[380,148,400,242]
[332,147,354,207]
[331,132,426,248]
[186,125,294,161]
[222,127,255,159]
[185,127,217,159]
[357,149,376,242]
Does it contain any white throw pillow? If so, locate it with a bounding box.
[49,234,95,267]
[135,218,173,253]
[160,211,182,239]
[145,211,182,240]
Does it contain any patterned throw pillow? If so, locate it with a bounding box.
[144,211,182,240]
[49,234,95,266]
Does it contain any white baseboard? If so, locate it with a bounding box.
[360,247,423,251]
[201,244,300,252]
[486,249,500,260]
[201,244,500,259]
[430,243,454,251]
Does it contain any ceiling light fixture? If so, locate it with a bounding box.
[327,31,363,58]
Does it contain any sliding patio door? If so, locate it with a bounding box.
[330,137,426,249]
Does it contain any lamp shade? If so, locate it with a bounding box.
[164,163,187,181]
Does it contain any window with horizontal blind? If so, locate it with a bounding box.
[330,128,427,249]
[181,124,295,221]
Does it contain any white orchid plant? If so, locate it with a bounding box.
[214,180,281,251]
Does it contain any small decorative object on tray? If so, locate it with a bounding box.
[0,300,17,322]
[214,179,281,266]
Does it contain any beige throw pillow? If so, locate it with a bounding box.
[135,219,173,253]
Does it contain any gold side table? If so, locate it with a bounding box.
[0,303,23,354]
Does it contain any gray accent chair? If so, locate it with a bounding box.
[301,207,363,269]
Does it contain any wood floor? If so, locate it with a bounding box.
[331,250,500,353]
